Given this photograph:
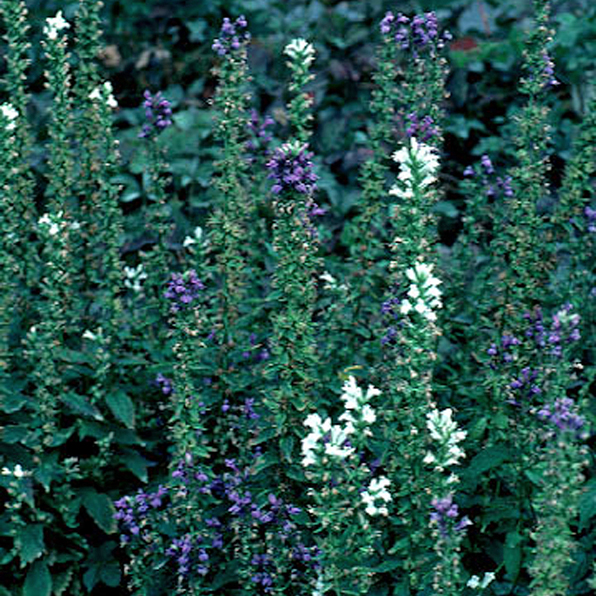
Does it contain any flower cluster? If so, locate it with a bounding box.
[337,375,380,436]
[138,90,172,139]
[541,50,559,88]
[430,495,472,539]
[423,408,467,474]
[361,476,392,516]
[38,212,66,237]
[166,534,209,578]
[155,373,173,396]
[467,572,497,590]
[164,270,205,313]
[44,11,70,40]
[301,413,353,466]
[114,486,168,542]
[537,397,586,435]
[380,11,451,54]
[266,141,318,195]
[301,376,381,466]
[211,16,250,56]
[390,137,439,201]
[1,464,31,478]
[399,262,442,322]
[404,112,439,142]
[463,154,514,199]
[487,334,521,366]
[89,81,118,109]
[0,103,18,131]
[123,264,147,293]
[284,38,316,67]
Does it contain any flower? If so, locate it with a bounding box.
[44,11,70,40]
[138,90,172,139]
[284,38,316,66]
[424,407,467,469]
[2,464,30,478]
[164,270,205,313]
[266,141,318,195]
[399,262,442,322]
[361,476,392,516]
[123,264,147,293]
[537,397,586,435]
[212,16,250,56]
[89,82,118,109]
[38,212,63,236]
[390,137,439,202]
[0,103,18,131]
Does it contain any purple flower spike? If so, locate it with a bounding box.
[138,90,172,139]
[164,270,205,313]
[212,15,250,56]
[380,10,449,54]
[266,142,318,195]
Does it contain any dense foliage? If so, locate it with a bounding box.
[1,0,596,595]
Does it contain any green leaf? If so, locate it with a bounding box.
[62,393,103,421]
[81,489,116,534]
[504,531,523,581]
[52,569,73,596]
[579,478,596,530]
[100,561,121,587]
[120,449,151,482]
[16,524,44,566]
[105,390,135,428]
[2,425,29,444]
[23,560,52,596]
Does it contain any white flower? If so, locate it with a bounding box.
[284,38,316,66]
[82,329,97,341]
[124,264,147,293]
[90,82,118,109]
[467,572,496,589]
[2,464,30,478]
[0,103,18,131]
[320,271,338,289]
[183,226,205,248]
[400,262,442,321]
[361,476,392,516]
[361,404,376,424]
[38,212,62,236]
[44,11,70,40]
[425,408,467,469]
[390,137,439,199]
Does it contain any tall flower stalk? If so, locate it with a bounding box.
[265,141,320,462]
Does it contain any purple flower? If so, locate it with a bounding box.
[541,51,559,87]
[480,154,494,175]
[212,16,250,56]
[380,11,450,54]
[156,373,173,395]
[266,142,318,195]
[138,90,172,139]
[164,270,205,313]
[404,112,439,142]
[537,397,585,435]
[430,495,471,539]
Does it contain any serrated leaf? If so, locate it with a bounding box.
[81,489,116,534]
[23,560,52,596]
[468,445,510,478]
[52,568,73,596]
[105,390,135,428]
[62,393,103,421]
[16,524,44,565]
[100,562,121,587]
